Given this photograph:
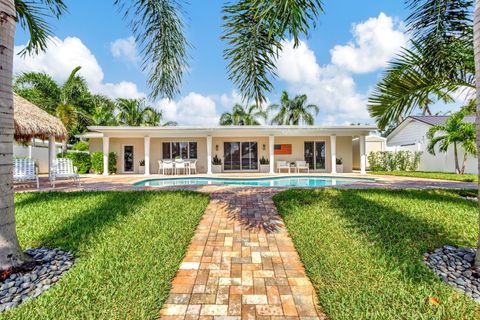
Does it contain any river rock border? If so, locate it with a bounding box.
[424,246,479,302]
[0,248,74,312]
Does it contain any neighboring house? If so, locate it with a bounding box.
[387,115,477,174]
[81,125,376,175]
[352,135,386,170]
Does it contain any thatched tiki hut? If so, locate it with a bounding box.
[13,94,67,174]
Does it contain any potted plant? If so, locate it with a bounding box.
[259,156,270,173]
[212,155,222,173]
[139,159,145,174]
[336,158,343,173]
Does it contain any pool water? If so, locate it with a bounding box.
[134,176,373,188]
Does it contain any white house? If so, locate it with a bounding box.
[387,115,477,174]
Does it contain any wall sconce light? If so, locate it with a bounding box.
[215,145,219,151]
[262,144,266,151]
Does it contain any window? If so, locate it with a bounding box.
[162,142,197,159]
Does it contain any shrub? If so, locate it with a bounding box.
[91,152,117,174]
[57,152,91,174]
[368,151,421,171]
[212,155,222,165]
[259,156,269,165]
[72,141,89,151]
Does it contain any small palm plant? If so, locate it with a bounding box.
[426,111,476,174]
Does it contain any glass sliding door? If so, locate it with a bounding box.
[123,145,134,172]
[224,142,258,171]
[304,141,326,170]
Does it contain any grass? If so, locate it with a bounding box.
[2,191,209,320]
[370,170,478,182]
[274,188,480,320]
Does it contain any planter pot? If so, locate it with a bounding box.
[139,166,145,174]
[259,164,270,173]
[336,164,343,173]
[212,165,222,174]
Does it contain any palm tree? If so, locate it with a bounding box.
[115,98,174,126]
[219,104,267,125]
[1,0,324,271]
[269,91,319,125]
[426,111,477,174]
[473,0,480,270]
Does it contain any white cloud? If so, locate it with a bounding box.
[275,13,407,124]
[111,36,138,63]
[330,13,407,74]
[14,36,145,99]
[158,92,219,126]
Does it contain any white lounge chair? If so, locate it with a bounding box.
[295,160,309,173]
[175,159,187,175]
[13,158,39,189]
[276,161,290,173]
[50,158,80,188]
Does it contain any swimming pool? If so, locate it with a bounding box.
[134,176,374,188]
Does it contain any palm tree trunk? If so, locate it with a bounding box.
[473,0,480,270]
[453,141,460,174]
[461,152,468,175]
[0,0,31,270]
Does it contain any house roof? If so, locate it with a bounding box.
[83,124,377,138]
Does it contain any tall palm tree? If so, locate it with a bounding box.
[269,91,319,125]
[219,104,267,125]
[0,0,325,270]
[426,111,477,174]
[115,98,174,126]
[473,0,480,270]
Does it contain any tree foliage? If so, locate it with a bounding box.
[269,90,319,125]
[219,103,267,125]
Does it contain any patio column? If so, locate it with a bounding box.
[144,136,150,175]
[359,135,366,175]
[103,136,109,176]
[330,135,337,174]
[269,135,275,174]
[207,135,212,174]
[48,136,56,178]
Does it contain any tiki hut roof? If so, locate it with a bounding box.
[13,94,67,143]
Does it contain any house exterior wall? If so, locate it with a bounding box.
[352,136,386,170]
[387,120,478,174]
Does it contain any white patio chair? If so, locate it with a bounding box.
[162,160,174,175]
[295,160,309,173]
[276,161,290,173]
[189,160,197,175]
[13,158,39,189]
[175,159,187,175]
[50,158,80,188]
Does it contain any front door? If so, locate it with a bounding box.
[224,142,258,171]
[123,145,134,172]
[304,141,326,170]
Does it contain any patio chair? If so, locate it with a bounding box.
[276,161,290,173]
[13,158,39,189]
[50,158,80,188]
[295,160,309,173]
[189,160,198,175]
[175,159,187,175]
[162,160,174,175]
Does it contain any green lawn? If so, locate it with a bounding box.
[274,188,480,320]
[3,191,209,320]
[370,170,478,182]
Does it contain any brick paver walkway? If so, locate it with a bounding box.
[159,189,327,320]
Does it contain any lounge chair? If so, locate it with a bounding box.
[276,161,290,173]
[13,158,39,189]
[295,160,309,173]
[50,158,80,188]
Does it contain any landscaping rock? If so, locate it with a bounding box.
[0,248,74,312]
[425,246,479,303]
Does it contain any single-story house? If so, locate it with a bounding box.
[387,115,477,174]
[80,125,376,175]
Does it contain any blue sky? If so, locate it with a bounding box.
[14,0,419,126]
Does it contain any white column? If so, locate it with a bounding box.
[269,135,275,174]
[48,136,56,178]
[207,135,212,174]
[330,135,337,174]
[103,136,109,176]
[360,135,366,175]
[144,136,150,175]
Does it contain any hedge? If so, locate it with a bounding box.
[91,152,117,174]
[368,151,421,172]
[57,152,91,174]
[72,141,89,151]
